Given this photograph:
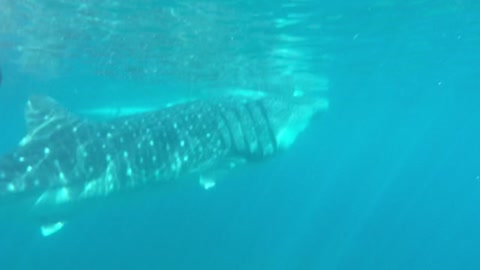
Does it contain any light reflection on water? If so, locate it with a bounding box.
[0,0,330,95]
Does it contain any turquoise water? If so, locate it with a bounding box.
[1,0,479,269]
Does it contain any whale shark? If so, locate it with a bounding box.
[0,92,328,236]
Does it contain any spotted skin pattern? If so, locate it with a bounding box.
[0,93,327,230]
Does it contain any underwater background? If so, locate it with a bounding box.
[0,0,479,269]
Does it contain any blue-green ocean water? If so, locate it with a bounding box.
[0,1,479,269]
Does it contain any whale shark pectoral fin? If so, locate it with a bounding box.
[40,221,65,237]
[199,175,216,190]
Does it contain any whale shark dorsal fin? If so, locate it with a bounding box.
[25,95,74,132]
[20,96,80,146]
